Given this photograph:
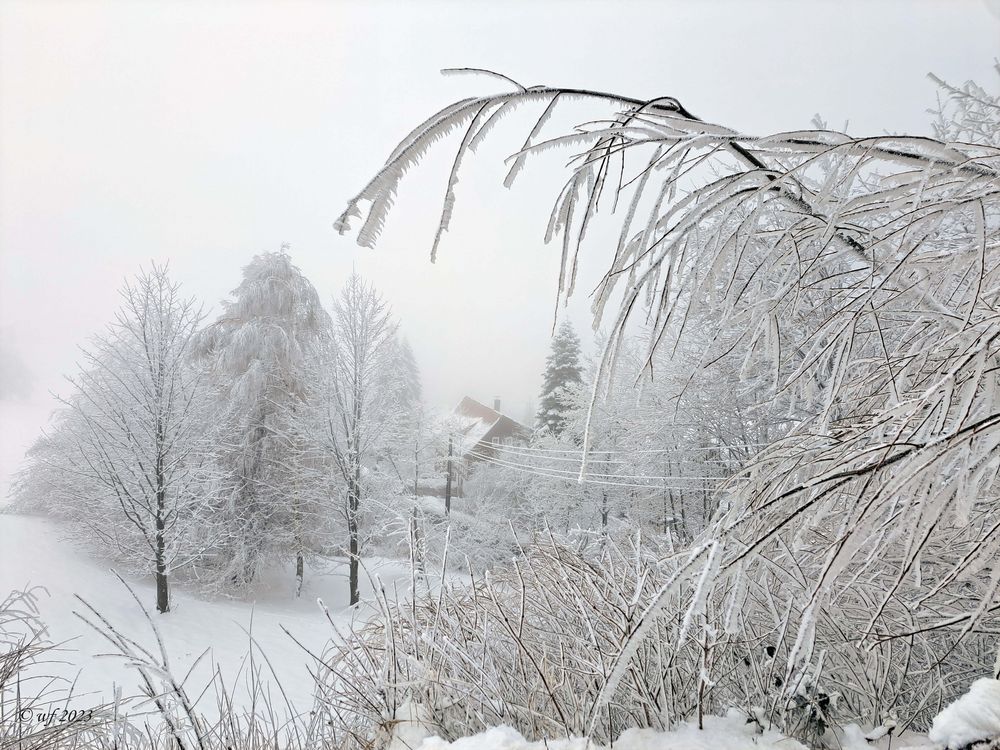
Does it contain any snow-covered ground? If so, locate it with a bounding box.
[0,512,409,718]
[929,678,1000,750]
[392,709,938,750]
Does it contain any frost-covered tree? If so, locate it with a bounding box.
[195,248,330,591]
[359,335,444,567]
[535,320,582,436]
[334,69,1000,733]
[395,337,422,410]
[381,337,436,497]
[13,265,207,613]
[544,325,783,541]
[306,272,398,605]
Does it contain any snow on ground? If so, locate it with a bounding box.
[414,494,476,524]
[0,512,411,719]
[399,710,937,750]
[928,678,1000,749]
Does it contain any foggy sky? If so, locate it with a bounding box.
[1,0,998,500]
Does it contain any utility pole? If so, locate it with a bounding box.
[444,436,453,516]
[412,435,423,571]
[600,451,609,548]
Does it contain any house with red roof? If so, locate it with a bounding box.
[452,396,532,461]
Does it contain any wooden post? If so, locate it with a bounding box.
[445,436,453,516]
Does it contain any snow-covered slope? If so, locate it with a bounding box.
[0,512,408,716]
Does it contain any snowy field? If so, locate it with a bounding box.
[0,512,409,718]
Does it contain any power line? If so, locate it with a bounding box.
[488,448,727,482]
[490,444,741,466]
[465,448,729,490]
[483,441,771,456]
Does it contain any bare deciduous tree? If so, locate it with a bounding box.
[17,265,207,613]
[307,272,398,605]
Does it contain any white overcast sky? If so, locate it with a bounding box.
[1,0,998,499]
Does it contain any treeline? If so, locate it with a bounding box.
[11,250,442,612]
[9,248,756,617]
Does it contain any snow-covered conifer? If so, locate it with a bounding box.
[195,247,331,591]
[535,320,583,436]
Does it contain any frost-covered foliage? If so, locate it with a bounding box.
[0,583,906,750]
[536,320,583,436]
[194,248,332,592]
[0,585,332,750]
[317,536,677,747]
[930,64,1000,148]
[367,402,456,572]
[1,588,118,749]
[334,69,1000,741]
[315,533,929,749]
[11,265,208,613]
[459,334,769,559]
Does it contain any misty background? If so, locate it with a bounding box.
[1,0,998,501]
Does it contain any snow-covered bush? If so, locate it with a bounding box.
[315,534,901,747]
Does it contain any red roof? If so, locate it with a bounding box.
[453,397,530,457]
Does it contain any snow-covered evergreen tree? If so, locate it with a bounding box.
[195,247,331,592]
[535,320,582,436]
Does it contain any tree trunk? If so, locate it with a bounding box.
[410,507,424,574]
[292,406,304,598]
[155,444,170,613]
[411,452,424,573]
[155,513,169,613]
[348,469,361,606]
[295,552,304,598]
[155,555,169,614]
[233,414,268,589]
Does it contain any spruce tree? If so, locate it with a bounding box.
[535,320,583,436]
